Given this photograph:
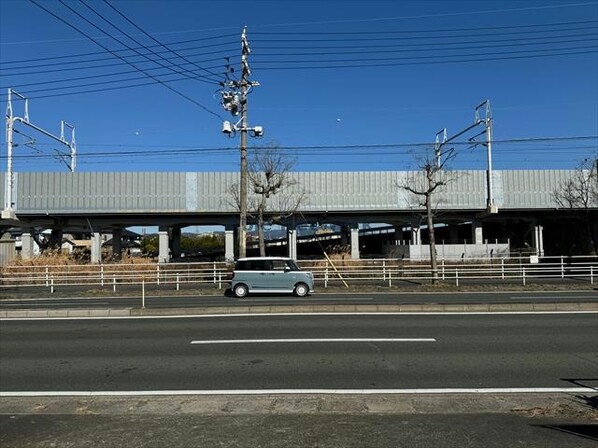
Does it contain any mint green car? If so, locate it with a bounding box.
[230,257,314,298]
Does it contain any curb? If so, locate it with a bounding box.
[1,302,597,318]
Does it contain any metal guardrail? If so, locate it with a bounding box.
[0,256,596,292]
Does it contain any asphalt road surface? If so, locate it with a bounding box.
[1,312,596,392]
[1,289,597,310]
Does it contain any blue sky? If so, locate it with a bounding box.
[1,0,597,174]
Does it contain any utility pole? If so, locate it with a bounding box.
[220,27,263,258]
[3,88,76,220]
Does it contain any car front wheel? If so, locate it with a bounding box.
[294,282,309,297]
[233,283,249,298]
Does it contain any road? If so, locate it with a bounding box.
[1,312,596,392]
[1,289,597,310]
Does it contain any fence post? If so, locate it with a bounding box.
[441,259,445,280]
[45,267,49,287]
[213,262,217,284]
[157,264,160,285]
[218,273,222,289]
[176,273,180,291]
[388,268,392,287]
[101,265,104,286]
[325,264,329,288]
[113,274,116,292]
[560,256,564,279]
[383,259,386,280]
[455,268,459,287]
[50,276,54,294]
[591,266,594,285]
[501,259,505,280]
[522,267,526,286]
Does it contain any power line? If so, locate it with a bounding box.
[255,32,598,54]
[252,19,598,35]
[253,48,598,70]
[254,44,597,65]
[2,135,595,161]
[0,57,231,91]
[8,35,595,93]
[72,0,222,85]
[253,27,598,43]
[248,2,598,28]
[101,0,224,81]
[0,42,237,72]
[29,0,223,119]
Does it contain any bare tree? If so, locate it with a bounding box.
[399,151,456,284]
[553,158,598,254]
[228,148,306,257]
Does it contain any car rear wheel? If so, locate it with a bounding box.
[294,282,309,297]
[233,283,249,298]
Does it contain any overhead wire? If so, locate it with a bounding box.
[101,0,224,81]
[252,19,598,35]
[0,32,238,66]
[1,136,595,161]
[73,0,223,85]
[28,0,224,119]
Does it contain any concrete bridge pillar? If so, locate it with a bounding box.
[472,221,484,245]
[350,225,360,259]
[171,227,182,259]
[112,228,122,260]
[224,226,235,261]
[21,228,35,260]
[410,225,421,246]
[158,227,169,263]
[533,224,544,257]
[287,226,297,260]
[449,225,459,243]
[91,232,102,264]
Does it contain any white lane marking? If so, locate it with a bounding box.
[1,311,597,321]
[1,387,595,397]
[241,298,373,302]
[510,296,598,300]
[190,338,435,345]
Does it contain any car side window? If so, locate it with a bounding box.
[271,260,287,271]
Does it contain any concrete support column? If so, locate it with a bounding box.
[112,228,122,260]
[49,228,63,251]
[224,226,235,261]
[171,227,182,259]
[448,225,459,244]
[287,226,298,259]
[393,225,403,245]
[410,225,421,246]
[158,227,170,263]
[533,224,544,257]
[350,225,360,259]
[341,226,350,247]
[91,232,102,264]
[21,228,35,260]
[472,221,484,245]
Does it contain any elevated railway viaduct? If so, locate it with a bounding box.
[1,170,596,262]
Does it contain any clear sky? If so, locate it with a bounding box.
[1,0,597,174]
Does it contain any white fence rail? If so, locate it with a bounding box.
[1,256,596,292]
